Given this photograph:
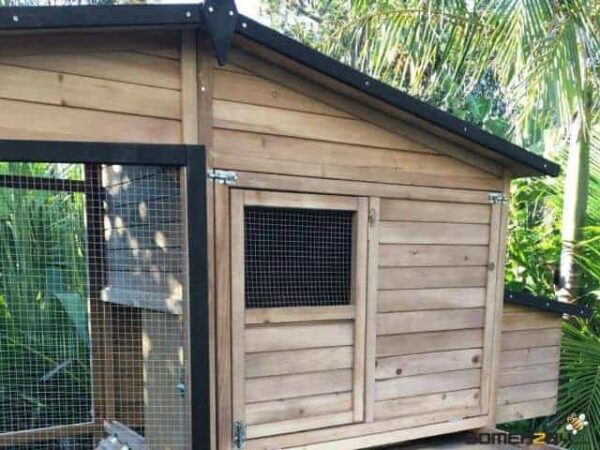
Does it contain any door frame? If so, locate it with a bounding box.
[218,187,369,446]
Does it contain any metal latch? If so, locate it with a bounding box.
[208,169,238,186]
[233,421,246,449]
[489,192,508,204]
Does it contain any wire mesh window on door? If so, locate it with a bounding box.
[244,206,354,309]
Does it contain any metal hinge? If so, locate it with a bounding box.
[233,421,246,449]
[208,169,238,186]
[489,192,508,204]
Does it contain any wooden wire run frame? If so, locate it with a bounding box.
[0,142,208,450]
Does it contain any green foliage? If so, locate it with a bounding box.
[557,322,600,449]
[0,163,91,434]
[505,177,562,296]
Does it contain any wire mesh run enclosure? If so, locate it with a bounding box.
[0,143,208,450]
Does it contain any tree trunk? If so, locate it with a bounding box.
[558,112,590,303]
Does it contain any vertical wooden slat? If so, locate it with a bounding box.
[85,164,115,442]
[181,30,199,145]
[480,200,501,414]
[364,197,380,422]
[215,184,232,449]
[180,30,199,448]
[198,35,216,165]
[231,190,246,427]
[352,197,369,422]
[488,170,512,426]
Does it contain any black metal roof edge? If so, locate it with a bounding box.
[0,3,560,177]
[0,4,201,30]
[504,291,593,319]
[234,15,560,178]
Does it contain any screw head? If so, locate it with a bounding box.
[185,11,192,18]
[242,22,248,28]
[229,10,235,16]
[12,15,19,22]
[208,6,214,13]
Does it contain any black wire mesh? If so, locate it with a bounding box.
[244,206,354,309]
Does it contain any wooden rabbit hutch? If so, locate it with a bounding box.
[0,2,590,450]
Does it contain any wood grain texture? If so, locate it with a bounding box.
[245,306,355,325]
[247,412,354,439]
[245,321,354,353]
[496,398,557,424]
[214,99,437,151]
[376,309,485,335]
[501,328,562,351]
[374,388,481,421]
[212,129,503,191]
[0,98,181,143]
[244,189,358,210]
[380,199,491,223]
[213,68,352,118]
[500,347,560,369]
[498,363,560,387]
[246,347,354,378]
[377,329,484,357]
[214,185,232,449]
[234,171,493,205]
[379,222,490,245]
[227,43,504,177]
[378,245,489,268]
[375,369,482,401]
[502,310,563,332]
[375,349,483,380]
[364,197,380,422]
[378,267,488,290]
[246,369,353,403]
[377,288,486,312]
[497,381,558,406]
[246,392,352,426]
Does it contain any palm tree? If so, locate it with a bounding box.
[273,0,599,303]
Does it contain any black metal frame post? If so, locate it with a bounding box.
[0,139,210,450]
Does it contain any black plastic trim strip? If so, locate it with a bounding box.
[0,140,187,166]
[504,290,592,319]
[185,147,210,450]
[0,4,200,30]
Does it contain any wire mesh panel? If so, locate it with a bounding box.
[244,206,354,309]
[0,162,191,450]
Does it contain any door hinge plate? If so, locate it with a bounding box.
[233,421,246,449]
[208,169,238,186]
[489,192,508,204]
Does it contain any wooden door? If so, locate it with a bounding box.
[229,189,369,444]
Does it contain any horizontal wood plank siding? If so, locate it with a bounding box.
[0,31,182,144]
[496,305,562,424]
[211,59,503,191]
[370,196,492,425]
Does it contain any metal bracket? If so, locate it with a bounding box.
[489,192,508,204]
[208,169,238,186]
[201,0,238,65]
[233,421,247,449]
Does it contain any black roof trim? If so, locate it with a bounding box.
[0,4,200,30]
[0,3,560,177]
[504,291,593,319]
